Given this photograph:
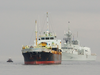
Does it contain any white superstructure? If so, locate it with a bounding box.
[22,12,61,54]
[62,29,96,60]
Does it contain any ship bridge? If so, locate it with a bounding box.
[40,36,54,40]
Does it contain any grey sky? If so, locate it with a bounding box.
[0,0,100,61]
[0,0,100,12]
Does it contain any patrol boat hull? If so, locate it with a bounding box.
[22,52,61,65]
[62,52,96,61]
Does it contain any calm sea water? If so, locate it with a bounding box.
[0,60,100,75]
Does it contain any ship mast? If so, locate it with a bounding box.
[35,20,37,46]
[66,21,72,45]
[46,12,49,36]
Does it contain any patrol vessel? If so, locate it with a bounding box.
[62,29,96,60]
[21,12,62,64]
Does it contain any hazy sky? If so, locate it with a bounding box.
[0,0,100,61]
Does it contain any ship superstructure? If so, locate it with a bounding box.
[62,29,96,60]
[21,12,62,64]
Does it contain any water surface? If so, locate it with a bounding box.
[0,60,100,75]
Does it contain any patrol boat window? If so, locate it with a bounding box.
[72,40,78,45]
[62,47,67,49]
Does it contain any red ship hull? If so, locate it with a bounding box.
[25,61,61,65]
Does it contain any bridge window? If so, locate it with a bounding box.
[50,37,54,39]
[46,37,49,40]
[41,37,45,40]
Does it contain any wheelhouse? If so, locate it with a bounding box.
[39,36,55,40]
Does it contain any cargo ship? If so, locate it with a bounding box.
[62,28,97,60]
[21,12,62,65]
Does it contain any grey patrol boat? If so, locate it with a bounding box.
[62,29,97,60]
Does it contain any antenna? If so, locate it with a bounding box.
[73,35,74,41]
[64,31,66,35]
[35,20,37,46]
[77,31,78,39]
[68,21,70,31]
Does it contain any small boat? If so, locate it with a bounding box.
[7,58,13,62]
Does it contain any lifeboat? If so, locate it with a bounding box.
[7,58,13,62]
